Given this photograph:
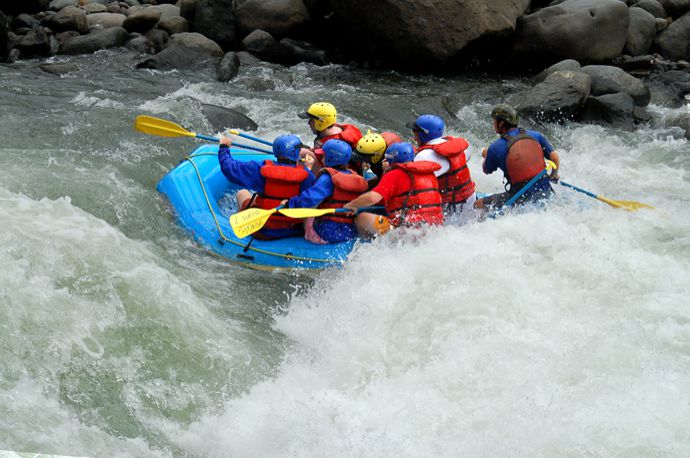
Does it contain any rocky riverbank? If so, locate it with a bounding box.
[1,0,688,137]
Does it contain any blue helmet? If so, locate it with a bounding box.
[407,114,445,143]
[272,134,303,162]
[322,139,352,167]
[384,142,415,164]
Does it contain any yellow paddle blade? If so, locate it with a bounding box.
[229,207,277,238]
[278,208,337,219]
[597,196,654,212]
[134,115,196,138]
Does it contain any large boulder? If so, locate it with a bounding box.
[241,29,284,63]
[60,26,129,54]
[512,0,630,65]
[234,0,309,38]
[509,70,591,122]
[632,0,667,18]
[122,7,161,34]
[531,59,582,84]
[47,5,88,34]
[195,0,235,49]
[87,13,127,31]
[649,70,690,105]
[624,7,657,56]
[14,28,57,57]
[217,51,240,82]
[327,0,530,66]
[201,103,258,131]
[135,32,223,70]
[657,0,690,18]
[156,16,189,35]
[39,62,78,75]
[49,0,77,11]
[581,65,651,106]
[280,38,327,65]
[148,4,180,19]
[655,12,690,61]
[579,92,636,129]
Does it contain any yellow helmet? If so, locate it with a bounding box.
[298,102,337,131]
[354,131,387,164]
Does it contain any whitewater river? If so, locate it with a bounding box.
[1,49,689,457]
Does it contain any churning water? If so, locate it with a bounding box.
[1,49,689,456]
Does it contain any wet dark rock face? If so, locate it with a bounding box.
[1,0,688,133]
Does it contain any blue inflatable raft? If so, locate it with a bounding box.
[156,144,357,270]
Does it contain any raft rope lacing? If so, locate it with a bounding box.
[185,152,344,265]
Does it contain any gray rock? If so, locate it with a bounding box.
[106,3,128,14]
[579,92,635,129]
[49,0,78,11]
[657,0,689,17]
[122,7,161,33]
[655,17,670,31]
[125,34,151,53]
[217,51,240,82]
[201,103,258,131]
[61,26,129,54]
[509,70,592,122]
[656,12,690,61]
[581,64,651,105]
[241,29,284,62]
[55,29,80,47]
[48,6,88,33]
[532,59,581,84]
[624,7,657,56]
[632,0,667,18]
[148,4,179,19]
[12,14,42,30]
[195,0,235,50]
[652,69,690,102]
[144,28,168,53]
[513,0,630,64]
[236,50,261,65]
[7,48,21,62]
[39,61,78,74]
[87,12,126,30]
[235,0,309,37]
[135,31,223,70]
[156,16,188,35]
[83,3,108,13]
[15,28,55,57]
[329,0,530,65]
[280,38,327,65]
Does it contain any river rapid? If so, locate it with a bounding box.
[1,49,689,457]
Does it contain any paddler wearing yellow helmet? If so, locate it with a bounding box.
[352,130,402,188]
[297,102,363,173]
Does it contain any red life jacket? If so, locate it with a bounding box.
[504,129,546,185]
[419,136,476,205]
[317,168,368,224]
[314,124,363,149]
[252,160,310,230]
[386,161,444,228]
